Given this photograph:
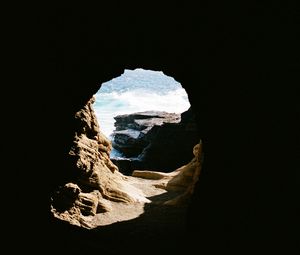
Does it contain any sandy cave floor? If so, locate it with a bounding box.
[83,176,187,228]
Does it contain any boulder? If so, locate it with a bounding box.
[112,108,200,173]
[112,111,181,157]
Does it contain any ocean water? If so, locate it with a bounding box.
[93,68,190,157]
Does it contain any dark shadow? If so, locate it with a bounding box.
[88,200,190,254]
[146,190,183,204]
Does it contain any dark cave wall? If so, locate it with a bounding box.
[14,4,299,252]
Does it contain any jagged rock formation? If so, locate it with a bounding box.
[112,108,200,173]
[51,97,150,227]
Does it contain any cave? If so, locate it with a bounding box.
[48,66,203,248]
[10,4,298,254]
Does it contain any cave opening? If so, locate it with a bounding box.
[51,67,203,235]
[94,68,200,175]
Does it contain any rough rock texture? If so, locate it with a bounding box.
[51,97,149,227]
[112,111,181,157]
[112,108,200,173]
[51,183,111,227]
